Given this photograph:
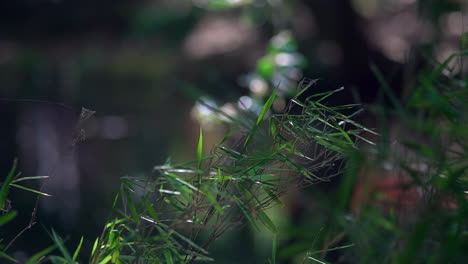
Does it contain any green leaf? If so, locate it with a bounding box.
[271,233,278,264]
[0,210,17,226]
[98,255,112,264]
[9,184,51,197]
[203,187,224,215]
[72,236,84,262]
[197,127,203,170]
[234,197,259,231]
[158,222,209,255]
[309,243,355,254]
[166,172,200,193]
[370,63,404,112]
[11,176,49,183]
[257,210,278,233]
[0,251,18,263]
[25,244,58,264]
[90,237,99,257]
[145,202,160,222]
[51,229,73,263]
[164,250,174,264]
[243,87,278,152]
[0,160,17,210]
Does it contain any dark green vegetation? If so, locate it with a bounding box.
[1,45,467,262]
[1,1,468,263]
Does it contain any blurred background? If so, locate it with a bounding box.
[1,0,467,263]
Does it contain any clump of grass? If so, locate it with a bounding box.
[2,47,466,263]
[78,82,370,264]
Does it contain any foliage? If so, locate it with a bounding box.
[80,81,369,264]
[2,46,467,262]
[0,161,51,263]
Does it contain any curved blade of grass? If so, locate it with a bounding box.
[0,160,17,209]
[197,127,203,170]
[72,236,84,262]
[370,63,404,112]
[9,184,51,197]
[90,237,99,257]
[257,210,277,233]
[11,176,49,183]
[243,86,278,153]
[234,196,259,231]
[203,187,224,215]
[309,244,355,255]
[98,255,112,264]
[0,251,17,263]
[157,222,209,255]
[51,229,73,263]
[164,250,174,264]
[293,78,319,100]
[0,210,17,226]
[25,244,57,264]
[271,233,278,264]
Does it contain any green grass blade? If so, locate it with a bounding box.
[72,236,84,262]
[11,176,49,183]
[293,78,319,100]
[203,187,224,215]
[234,196,259,231]
[90,237,99,258]
[51,229,73,263]
[370,63,404,112]
[197,127,203,170]
[243,86,278,153]
[257,210,277,233]
[271,233,277,264]
[164,250,174,264]
[309,243,355,255]
[0,210,17,226]
[0,160,17,210]
[9,184,51,197]
[98,255,112,264]
[0,251,17,263]
[25,244,58,264]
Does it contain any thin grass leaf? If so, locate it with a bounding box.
[72,236,84,262]
[315,87,345,104]
[0,160,17,210]
[166,172,201,193]
[263,187,284,206]
[271,233,277,264]
[203,187,224,215]
[0,251,17,263]
[308,256,330,264]
[257,210,277,233]
[158,223,209,255]
[25,244,57,264]
[91,237,99,258]
[51,229,73,263]
[164,250,174,264]
[370,63,404,112]
[9,184,51,197]
[11,176,49,183]
[309,244,355,254]
[0,210,17,226]
[98,255,112,264]
[145,202,160,222]
[197,127,203,170]
[234,196,259,231]
[243,86,278,152]
[49,256,68,264]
